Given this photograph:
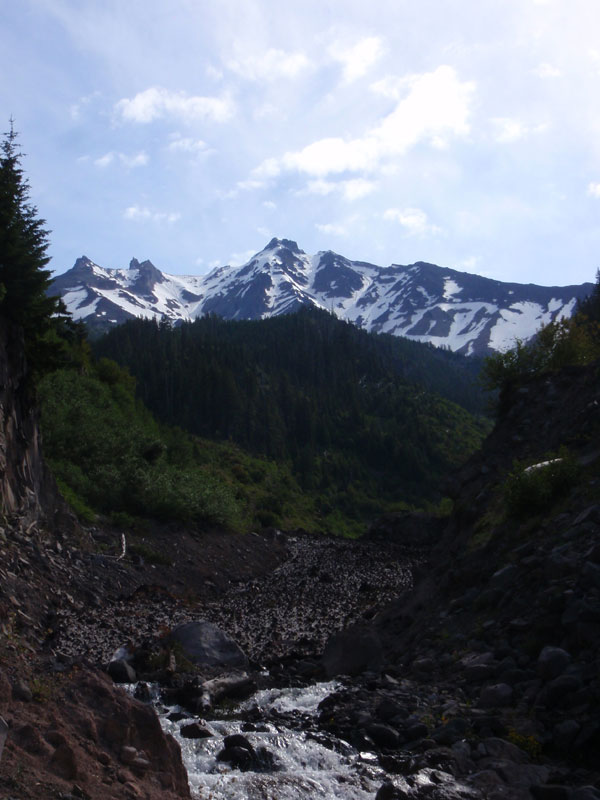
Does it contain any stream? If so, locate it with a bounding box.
[152,681,386,799]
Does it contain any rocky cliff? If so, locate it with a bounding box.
[321,360,600,797]
[0,317,192,800]
[0,319,55,523]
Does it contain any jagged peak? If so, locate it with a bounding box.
[265,238,304,254]
[72,255,97,271]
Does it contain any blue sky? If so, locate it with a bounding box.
[2,0,600,285]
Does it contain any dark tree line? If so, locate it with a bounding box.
[95,308,489,507]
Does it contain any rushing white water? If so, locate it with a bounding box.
[155,682,386,800]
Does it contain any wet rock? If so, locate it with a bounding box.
[217,735,257,771]
[167,621,248,668]
[180,722,213,739]
[366,722,401,748]
[202,673,257,705]
[167,711,189,723]
[375,781,410,799]
[107,658,136,683]
[537,646,571,681]
[134,682,152,702]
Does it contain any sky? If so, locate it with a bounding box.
[1,0,600,286]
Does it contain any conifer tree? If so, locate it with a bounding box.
[0,121,64,368]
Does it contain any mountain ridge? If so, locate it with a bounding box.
[50,238,593,356]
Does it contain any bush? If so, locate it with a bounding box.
[482,316,600,394]
[502,448,580,518]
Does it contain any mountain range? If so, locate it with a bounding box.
[51,238,592,356]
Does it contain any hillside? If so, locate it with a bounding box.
[320,358,600,796]
[50,239,593,355]
[93,307,490,531]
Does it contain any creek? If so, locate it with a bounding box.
[153,681,386,799]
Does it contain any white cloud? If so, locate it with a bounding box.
[115,87,234,124]
[120,151,148,168]
[342,178,376,201]
[492,117,527,143]
[305,180,337,195]
[459,256,480,270]
[491,118,548,143]
[316,222,350,236]
[383,207,441,236]
[252,66,474,179]
[303,177,376,200]
[228,249,256,266]
[369,74,412,100]
[94,151,148,168]
[123,205,180,223]
[262,200,276,210]
[329,36,384,82]
[94,152,114,168]
[534,62,561,78]
[227,48,311,81]
[168,136,210,154]
[587,182,600,198]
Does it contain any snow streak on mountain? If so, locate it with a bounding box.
[51,239,592,356]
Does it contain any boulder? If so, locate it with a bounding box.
[552,719,580,751]
[167,621,248,669]
[478,683,513,708]
[536,646,571,681]
[366,722,401,748]
[180,722,213,739]
[107,659,137,683]
[322,626,383,677]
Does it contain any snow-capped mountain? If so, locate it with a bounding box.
[51,238,593,356]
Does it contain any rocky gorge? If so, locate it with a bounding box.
[1,318,600,799]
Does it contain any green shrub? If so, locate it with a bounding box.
[502,448,580,518]
[55,478,96,523]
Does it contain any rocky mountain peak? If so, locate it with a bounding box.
[265,237,303,254]
[51,242,594,355]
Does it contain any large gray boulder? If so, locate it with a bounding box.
[168,621,248,669]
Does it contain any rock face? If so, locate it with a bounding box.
[0,319,57,524]
[3,667,191,799]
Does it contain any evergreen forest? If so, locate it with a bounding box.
[84,308,491,534]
